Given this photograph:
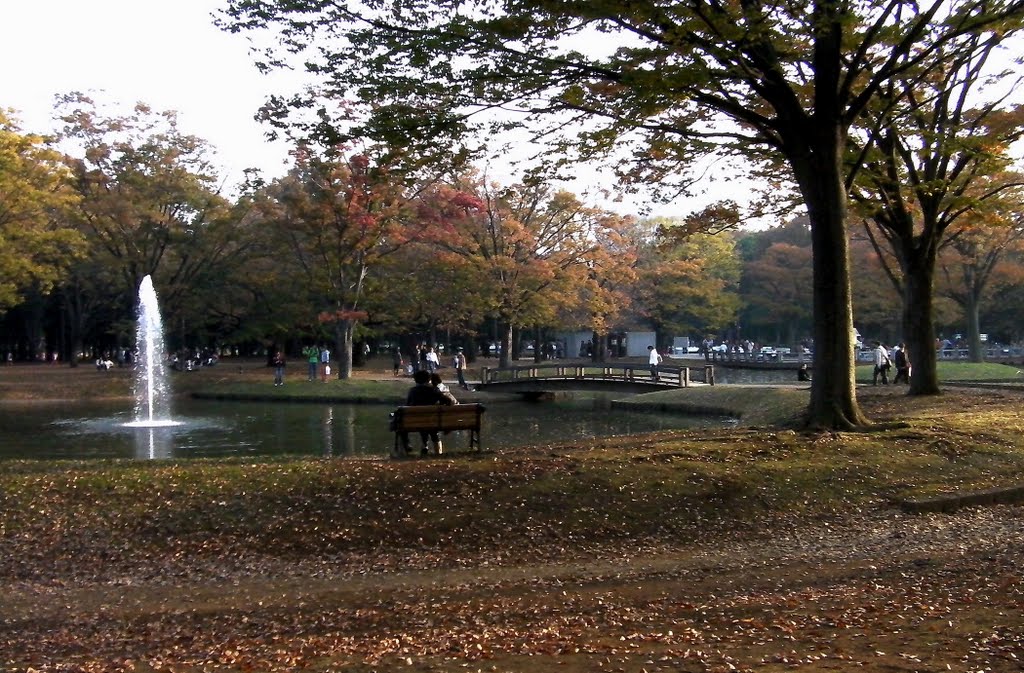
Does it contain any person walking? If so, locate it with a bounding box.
[392,346,405,377]
[872,341,892,385]
[893,343,911,384]
[272,349,286,386]
[648,345,663,381]
[426,346,440,373]
[453,347,469,390]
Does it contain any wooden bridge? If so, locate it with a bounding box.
[478,362,715,394]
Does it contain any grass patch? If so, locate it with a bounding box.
[934,360,1024,380]
[193,376,410,402]
[855,360,1023,382]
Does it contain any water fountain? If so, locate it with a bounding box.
[124,275,179,429]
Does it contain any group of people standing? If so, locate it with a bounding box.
[873,341,910,385]
[270,341,472,390]
[392,344,440,375]
[301,345,332,382]
[271,344,330,386]
[392,344,470,390]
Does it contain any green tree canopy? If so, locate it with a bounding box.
[56,94,248,354]
[58,93,232,311]
[0,110,82,313]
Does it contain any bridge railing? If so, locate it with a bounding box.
[480,362,715,387]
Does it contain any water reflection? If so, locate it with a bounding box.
[320,405,358,457]
[711,367,803,385]
[336,406,358,457]
[323,406,335,457]
[0,394,731,461]
[133,427,174,460]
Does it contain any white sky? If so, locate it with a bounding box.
[0,0,720,214]
[4,1,1023,223]
[0,0,757,216]
[0,0,295,188]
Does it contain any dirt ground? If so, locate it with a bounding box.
[3,504,1022,673]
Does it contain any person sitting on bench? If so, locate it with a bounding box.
[400,369,455,456]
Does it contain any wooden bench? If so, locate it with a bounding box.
[390,403,486,454]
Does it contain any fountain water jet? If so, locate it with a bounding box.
[124,275,180,428]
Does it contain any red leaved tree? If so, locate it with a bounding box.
[253,150,411,377]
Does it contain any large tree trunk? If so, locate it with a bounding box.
[498,322,513,368]
[795,142,868,429]
[806,213,864,429]
[591,331,607,363]
[965,294,984,362]
[63,285,85,368]
[902,249,941,395]
[775,8,868,430]
[335,319,355,379]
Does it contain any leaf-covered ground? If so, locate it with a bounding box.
[1,367,1023,672]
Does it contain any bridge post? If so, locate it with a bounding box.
[681,368,689,387]
[704,364,715,386]
[481,366,489,384]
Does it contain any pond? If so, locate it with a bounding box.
[711,367,806,385]
[0,394,733,461]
